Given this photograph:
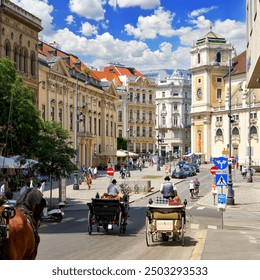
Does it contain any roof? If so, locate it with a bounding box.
[231,51,246,76]
[103,65,144,77]
[196,30,226,45]
[91,70,123,87]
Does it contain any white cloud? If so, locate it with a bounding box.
[69,0,106,21]
[80,22,98,37]
[188,6,218,18]
[108,0,161,10]
[11,0,54,34]
[124,7,175,40]
[66,15,75,25]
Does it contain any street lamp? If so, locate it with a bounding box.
[73,71,87,190]
[247,89,253,183]
[227,46,235,205]
[126,128,131,177]
[156,103,161,171]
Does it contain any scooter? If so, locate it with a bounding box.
[41,202,65,223]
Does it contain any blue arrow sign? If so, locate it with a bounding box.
[218,193,226,204]
[214,156,228,170]
[215,173,228,186]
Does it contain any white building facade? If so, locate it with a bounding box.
[144,69,192,158]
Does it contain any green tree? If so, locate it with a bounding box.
[0,57,41,157]
[32,121,77,181]
[117,137,127,150]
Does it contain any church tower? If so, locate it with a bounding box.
[189,27,232,163]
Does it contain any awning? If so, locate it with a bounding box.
[116,150,127,157]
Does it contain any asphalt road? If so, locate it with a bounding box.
[37,169,225,260]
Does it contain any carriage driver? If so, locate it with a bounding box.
[107,179,120,197]
[160,176,178,200]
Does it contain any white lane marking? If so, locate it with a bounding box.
[76,218,88,222]
[61,217,75,222]
[190,223,200,229]
[186,206,193,210]
[197,206,205,210]
[207,225,217,230]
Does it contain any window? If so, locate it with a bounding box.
[110,121,113,137]
[41,105,46,120]
[70,112,73,130]
[89,117,92,133]
[129,109,133,120]
[198,78,201,83]
[149,111,152,121]
[142,127,146,137]
[174,103,178,110]
[250,126,257,135]
[149,127,152,137]
[137,110,140,120]
[216,77,222,83]
[216,128,223,136]
[198,53,201,64]
[118,110,122,122]
[58,108,62,123]
[216,116,222,122]
[233,114,239,121]
[136,93,140,102]
[250,112,257,119]
[51,107,55,121]
[232,127,239,135]
[162,91,165,97]
[149,94,153,104]
[216,51,221,63]
[129,126,133,137]
[142,93,146,103]
[217,89,222,99]
[142,111,146,120]
[94,118,97,135]
[137,126,140,137]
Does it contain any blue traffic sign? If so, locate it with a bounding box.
[218,193,226,205]
[215,173,228,186]
[214,157,228,170]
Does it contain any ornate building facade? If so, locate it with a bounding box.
[38,42,118,168]
[190,28,260,166]
[143,69,192,158]
[0,0,42,104]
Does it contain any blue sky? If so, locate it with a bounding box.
[12,0,246,70]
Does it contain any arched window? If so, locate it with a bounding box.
[232,127,239,136]
[4,40,11,58]
[216,51,221,63]
[216,128,223,136]
[250,126,257,135]
[23,48,28,73]
[14,45,19,69]
[30,51,36,76]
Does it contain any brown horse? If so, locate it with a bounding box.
[0,188,46,260]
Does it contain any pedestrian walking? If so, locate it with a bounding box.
[93,167,98,180]
[242,165,247,179]
[86,174,92,190]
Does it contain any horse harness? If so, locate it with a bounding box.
[0,203,16,259]
[0,204,40,259]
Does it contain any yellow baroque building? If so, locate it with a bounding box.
[190,28,260,167]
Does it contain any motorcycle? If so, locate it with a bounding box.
[41,202,65,223]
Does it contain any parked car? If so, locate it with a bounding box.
[183,165,194,177]
[171,166,187,179]
[190,163,200,173]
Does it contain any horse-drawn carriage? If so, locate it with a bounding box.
[87,195,129,235]
[145,198,187,246]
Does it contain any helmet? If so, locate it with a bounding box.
[190,180,193,183]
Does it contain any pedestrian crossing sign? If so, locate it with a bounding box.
[215,173,228,186]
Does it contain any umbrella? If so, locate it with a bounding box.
[0,156,17,169]
[127,151,139,157]
[116,150,127,157]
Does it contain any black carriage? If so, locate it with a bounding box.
[145,202,186,246]
[87,197,129,235]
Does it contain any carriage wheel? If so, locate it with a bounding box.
[119,212,125,234]
[180,217,185,246]
[145,217,152,246]
[87,211,92,235]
